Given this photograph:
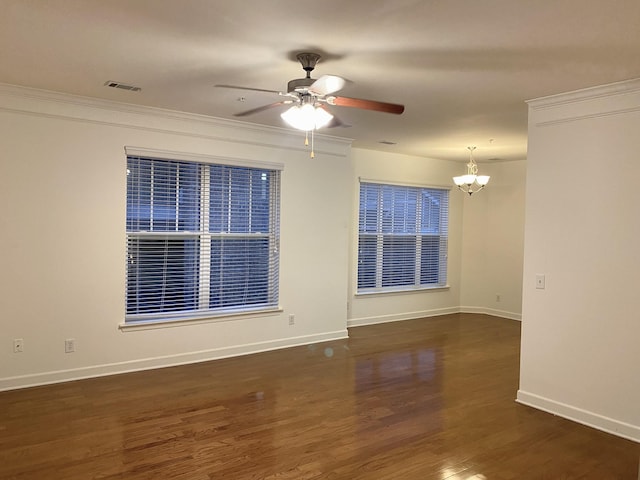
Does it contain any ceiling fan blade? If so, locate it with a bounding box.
[327,95,405,115]
[309,75,347,96]
[215,84,282,95]
[234,101,292,117]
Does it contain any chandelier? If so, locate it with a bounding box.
[453,146,490,195]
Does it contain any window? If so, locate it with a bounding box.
[126,154,280,323]
[357,182,449,292]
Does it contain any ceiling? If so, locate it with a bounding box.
[2,0,640,162]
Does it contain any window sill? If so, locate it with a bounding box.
[119,307,284,332]
[355,285,450,298]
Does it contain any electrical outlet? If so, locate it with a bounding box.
[288,314,295,326]
[65,338,75,353]
[496,294,501,303]
[13,338,24,353]
[536,274,546,289]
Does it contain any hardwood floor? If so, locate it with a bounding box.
[1,314,638,479]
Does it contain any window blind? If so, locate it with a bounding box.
[357,182,448,292]
[126,156,280,323]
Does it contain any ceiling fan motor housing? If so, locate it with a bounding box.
[288,77,316,93]
[288,53,321,93]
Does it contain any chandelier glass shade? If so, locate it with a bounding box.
[453,146,490,195]
[280,102,333,131]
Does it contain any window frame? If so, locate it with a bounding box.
[123,147,283,326]
[356,180,450,294]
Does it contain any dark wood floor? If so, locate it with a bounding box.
[1,314,638,479]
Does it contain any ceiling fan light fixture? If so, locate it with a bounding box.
[312,106,333,129]
[280,103,333,131]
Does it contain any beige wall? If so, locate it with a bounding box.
[518,78,640,442]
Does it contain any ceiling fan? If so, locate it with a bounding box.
[215,52,405,131]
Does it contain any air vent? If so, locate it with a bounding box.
[379,140,397,145]
[104,81,141,92]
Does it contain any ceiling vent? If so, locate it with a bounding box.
[104,81,141,92]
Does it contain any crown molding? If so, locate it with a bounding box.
[527,77,640,109]
[0,82,353,157]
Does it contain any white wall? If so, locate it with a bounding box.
[459,160,526,320]
[347,149,464,326]
[0,84,352,390]
[348,149,526,326]
[518,78,640,442]
[0,84,528,391]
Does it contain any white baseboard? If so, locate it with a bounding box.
[347,306,521,328]
[459,306,522,321]
[0,330,348,392]
[347,307,459,328]
[516,390,640,443]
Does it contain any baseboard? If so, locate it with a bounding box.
[0,330,348,392]
[347,307,459,328]
[459,306,522,321]
[516,390,640,443]
[347,306,521,328]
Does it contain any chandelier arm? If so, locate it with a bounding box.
[456,182,486,196]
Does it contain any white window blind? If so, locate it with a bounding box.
[126,156,280,323]
[357,182,448,292]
